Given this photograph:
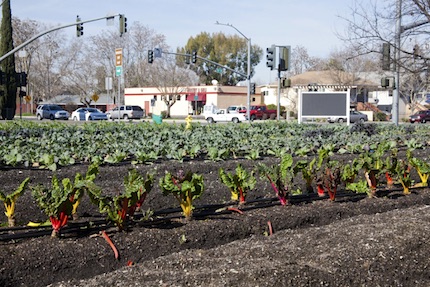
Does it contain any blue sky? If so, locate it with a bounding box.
[11,0,355,83]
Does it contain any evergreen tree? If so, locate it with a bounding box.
[0,0,17,120]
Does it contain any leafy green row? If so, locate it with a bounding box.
[0,121,429,170]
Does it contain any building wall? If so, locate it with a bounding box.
[124,85,253,116]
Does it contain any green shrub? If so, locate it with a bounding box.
[375,112,388,121]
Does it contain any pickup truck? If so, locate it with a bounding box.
[205,109,247,123]
[241,105,277,120]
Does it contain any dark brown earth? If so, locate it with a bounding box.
[1,155,430,287]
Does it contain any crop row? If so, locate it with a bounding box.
[1,136,429,239]
[0,120,430,170]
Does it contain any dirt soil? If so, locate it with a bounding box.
[1,155,430,287]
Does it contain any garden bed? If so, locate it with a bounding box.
[1,156,430,286]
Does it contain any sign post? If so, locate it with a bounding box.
[115,48,123,121]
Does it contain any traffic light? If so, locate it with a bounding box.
[381,43,390,71]
[192,50,197,63]
[266,46,275,70]
[119,14,127,36]
[279,46,291,71]
[148,50,154,64]
[381,77,390,88]
[250,83,256,95]
[16,72,27,87]
[76,15,83,37]
[282,78,291,88]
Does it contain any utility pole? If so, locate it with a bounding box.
[393,0,402,126]
[215,21,251,122]
[392,0,429,125]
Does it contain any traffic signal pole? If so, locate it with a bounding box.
[158,50,247,77]
[0,14,122,63]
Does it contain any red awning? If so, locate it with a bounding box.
[186,92,206,101]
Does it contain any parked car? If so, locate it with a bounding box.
[36,104,69,120]
[327,111,368,123]
[106,105,145,120]
[205,108,247,123]
[71,107,108,121]
[409,110,430,123]
[226,105,246,113]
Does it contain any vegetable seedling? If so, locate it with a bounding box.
[220,164,256,205]
[258,154,295,206]
[0,178,30,227]
[159,170,204,220]
[407,150,430,187]
[31,176,75,237]
[96,170,154,231]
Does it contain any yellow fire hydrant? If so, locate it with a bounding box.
[185,115,193,130]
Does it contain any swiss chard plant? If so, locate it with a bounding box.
[123,169,154,217]
[219,164,256,205]
[258,154,295,206]
[31,176,75,237]
[96,170,154,231]
[0,178,30,227]
[316,160,342,201]
[355,143,387,197]
[407,150,430,187]
[341,159,360,186]
[70,163,100,219]
[159,170,204,220]
[393,159,412,194]
[294,158,317,194]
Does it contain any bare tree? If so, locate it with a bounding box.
[29,29,72,103]
[289,45,315,76]
[150,55,198,118]
[338,0,430,110]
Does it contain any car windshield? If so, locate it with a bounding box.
[50,105,62,110]
[86,108,100,113]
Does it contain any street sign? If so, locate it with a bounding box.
[115,48,123,67]
[91,93,99,102]
[116,66,122,76]
[154,48,162,58]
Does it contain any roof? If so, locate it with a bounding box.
[39,94,112,105]
[289,70,377,87]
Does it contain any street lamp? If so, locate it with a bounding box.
[215,21,251,122]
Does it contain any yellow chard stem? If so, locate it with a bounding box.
[4,201,16,227]
[418,171,429,186]
[399,180,410,195]
[180,194,193,220]
[4,201,15,218]
[72,198,80,215]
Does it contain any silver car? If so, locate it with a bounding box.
[36,104,70,120]
[327,111,368,123]
[106,105,145,120]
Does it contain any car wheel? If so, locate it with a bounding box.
[250,115,256,121]
[37,114,43,121]
[359,118,365,123]
[338,118,344,123]
[123,114,129,121]
[88,116,92,121]
[207,117,214,124]
[50,114,55,120]
[232,117,239,123]
[422,119,426,123]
